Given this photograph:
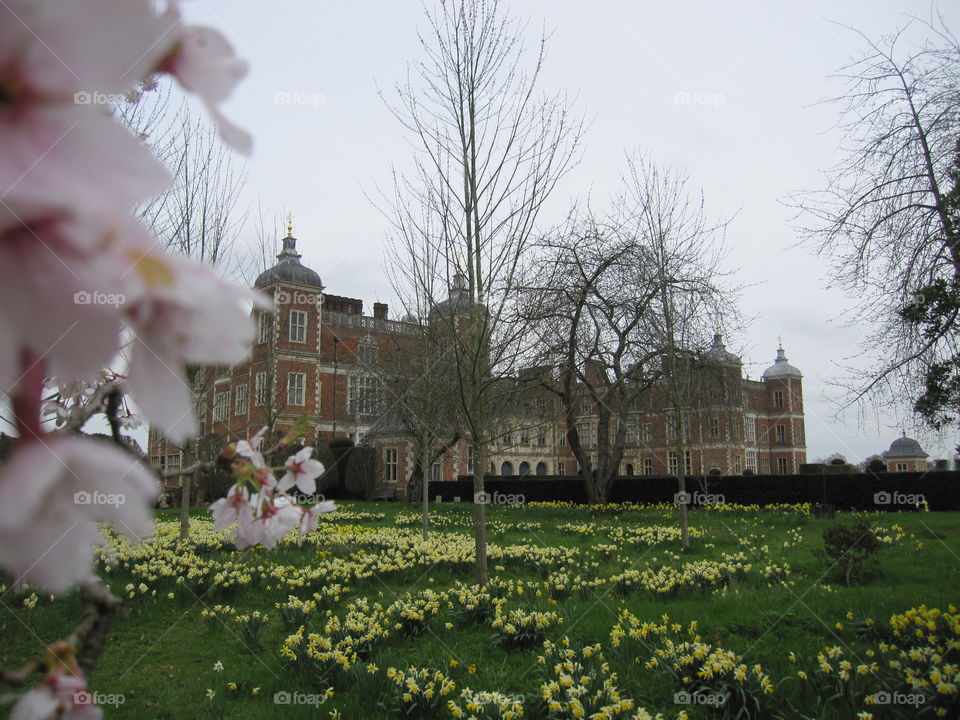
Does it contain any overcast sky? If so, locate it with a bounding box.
[175,0,959,463]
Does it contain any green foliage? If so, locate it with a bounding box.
[813,521,882,586]
[344,446,378,500]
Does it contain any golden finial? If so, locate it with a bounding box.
[286,212,293,236]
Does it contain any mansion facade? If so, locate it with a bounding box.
[148,227,807,496]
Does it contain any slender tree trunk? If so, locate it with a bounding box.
[472,438,487,585]
[677,473,689,549]
[179,440,193,540]
[421,431,430,541]
[677,435,690,549]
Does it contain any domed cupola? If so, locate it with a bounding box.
[430,272,486,318]
[704,332,741,367]
[254,218,324,290]
[882,432,928,460]
[762,340,802,379]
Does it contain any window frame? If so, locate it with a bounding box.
[287,372,306,406]
[289,309,307,343]
[234,384,248,415]
[212,391,230,423]
[384,448,398,483]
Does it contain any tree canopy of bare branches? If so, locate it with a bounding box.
[379,0,583,583]
[527,154,737,519]
[794,18,960,430]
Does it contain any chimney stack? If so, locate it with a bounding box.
[373,302,388,320]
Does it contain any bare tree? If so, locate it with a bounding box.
[622,156,736,547]
[526,155,736,512]
[380,0,583,583]
[119,83,250,539]
[524,210,661,505]
[794,17,960,429]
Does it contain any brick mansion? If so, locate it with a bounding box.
[148,226,807,496]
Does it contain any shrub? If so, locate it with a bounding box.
[345,445,378,500]
[868,458,886,472]
[813,521,882,586]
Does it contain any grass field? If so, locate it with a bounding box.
[1,501,957,719]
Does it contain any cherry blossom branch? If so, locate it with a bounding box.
[0,659,42,687]
[59,381,122,433]
[70,581,122,677]
[160,459,217,479]
[157,433,297,480]
[0,581,119,687]
[104,386,124,445]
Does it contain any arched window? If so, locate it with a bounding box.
[535,462,547,476]
[500,461,514,476]
[518,461,530,476]
[358,335,378,365]
[625,464,634,476]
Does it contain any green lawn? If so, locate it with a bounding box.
[1,501,957,719]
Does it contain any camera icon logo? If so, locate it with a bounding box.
[274,690,291,704]
[74,291,92,305]
[673,491,690,505]
[473,491,490,505]
[73,91,92,105]
[73,690,93,705]
[871,691,891,705]
[673,691,690,704]
[274,91,292,105]
[873,491,891,505]
[74,491,92,505]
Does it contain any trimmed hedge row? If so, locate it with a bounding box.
[430,471,960,510]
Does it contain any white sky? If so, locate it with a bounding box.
[171,0,960,464]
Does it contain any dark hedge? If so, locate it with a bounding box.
[429,471,959,510]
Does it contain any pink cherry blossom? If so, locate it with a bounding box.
[297,502,337,543]
[0,436,158,593]
[123,250,270,442]
[277,447,325,496]
[0,0,175,227]
[10,672,100,720]
[235,426,269,467]
[0,214,142,398]
[233,496,300,550]
[209,484,250,531]
[159,10,252,153]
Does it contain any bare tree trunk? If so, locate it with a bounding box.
[472,438,487,585]
[421,430,430,541]
[179,440,193,540]
[677,436,690,550]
